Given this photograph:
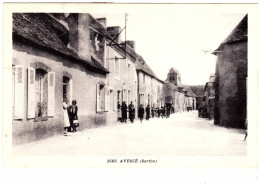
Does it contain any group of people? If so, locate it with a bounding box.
[119,101,173,123]
[63,97,79,135]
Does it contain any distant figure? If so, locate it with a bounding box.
[166,105,170,118]
[146,105,150,120]
[68,100,79,132]
[244,118,248,141]
[161,106,165,118]
[63,98,70,135]
[172,106,175,114]
[128,101,135,123]
[117,103,121,121]
[121,101,127,123]
[151,106,155,118]
[157,107,161,118]
[138,104,145,123]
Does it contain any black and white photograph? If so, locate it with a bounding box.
[2,3,259,169]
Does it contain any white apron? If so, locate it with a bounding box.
[63,102,70,127]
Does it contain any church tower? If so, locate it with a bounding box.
[166,67,181,86]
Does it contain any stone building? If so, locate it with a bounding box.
[105,28,138,122]
[190,85,205,110]
[162,68,197,113]
[212,14,247,128]
[203,74,215,120]
[135,56,164,109]
[12,13,112,144]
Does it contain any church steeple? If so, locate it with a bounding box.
[166,67,181,86]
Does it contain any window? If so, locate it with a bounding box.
[115,57,120,79]
[63,76,72,104]
[128,63,131,81]
[127,90,131,105]
[14,65,25,119]
[34,69,48,121]
[123,89,127,103]
[13,63,55,121]
[109,89,114,111]
[96,84,105,112]
[143,73,145,84]
[117,91,121,109]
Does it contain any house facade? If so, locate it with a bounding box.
[105,38,138,122]
[12,13,111,144]
[203,75,215,120]
[162,68,197,113]
[135,56,164,109]
[212,14,247,128]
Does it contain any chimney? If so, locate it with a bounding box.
[125,40,135,50]
[107,26,121,43]
[96,18,107,28]
[67,13,91,61]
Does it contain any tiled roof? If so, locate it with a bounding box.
[189,85,205,97]
[182,85,197,97]
[212,14,247,55]
[169,67,180,75]
[106,28,163,83]
[163,82,178,97]
[13,13,109,73]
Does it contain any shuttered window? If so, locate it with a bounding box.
[48,72,55,117]
[14,65,25,119]
[104,86,109,112]
[27,67,35,118]
[96,84,100,112]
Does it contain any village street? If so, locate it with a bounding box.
[13,111,247,156]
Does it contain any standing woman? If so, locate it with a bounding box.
[145,105,150,121]
[121,101,127,123]
[138,104,145,123]
[69,100,79,132]
[63,97,70,135]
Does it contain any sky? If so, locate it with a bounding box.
[93,13,246,85]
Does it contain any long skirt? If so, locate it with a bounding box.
[64,109,70,127]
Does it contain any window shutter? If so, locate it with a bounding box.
[48,72,55,117]
[114,91,117,111]
[14,65,25,119]
[96,84,100,112]
[70,79,73,104]
[27,67,35,118]
[104,86,109,111]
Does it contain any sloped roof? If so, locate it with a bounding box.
[189,85,204,97]
[13,13,109,73]
[182,85,197,97]
[212,14,247,55]
[106,29,163,83]
[169,67,180,75]
[162,82,179,97]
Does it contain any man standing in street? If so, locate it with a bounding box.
[138,104,145,123]
[146,104,150,121]
[128,101,135,123]
[121,101,127,123]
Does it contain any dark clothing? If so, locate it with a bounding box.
[138,107,144,119]
[157,109,161,117]
[128,104,135,123]
[151,108,155,118]
[145,107,150,120]
[68,105,78,132]
[161,108,165,118]
[121,103,127,122]
[138,107,145,122]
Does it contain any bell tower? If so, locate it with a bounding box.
[166,68,181,86]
